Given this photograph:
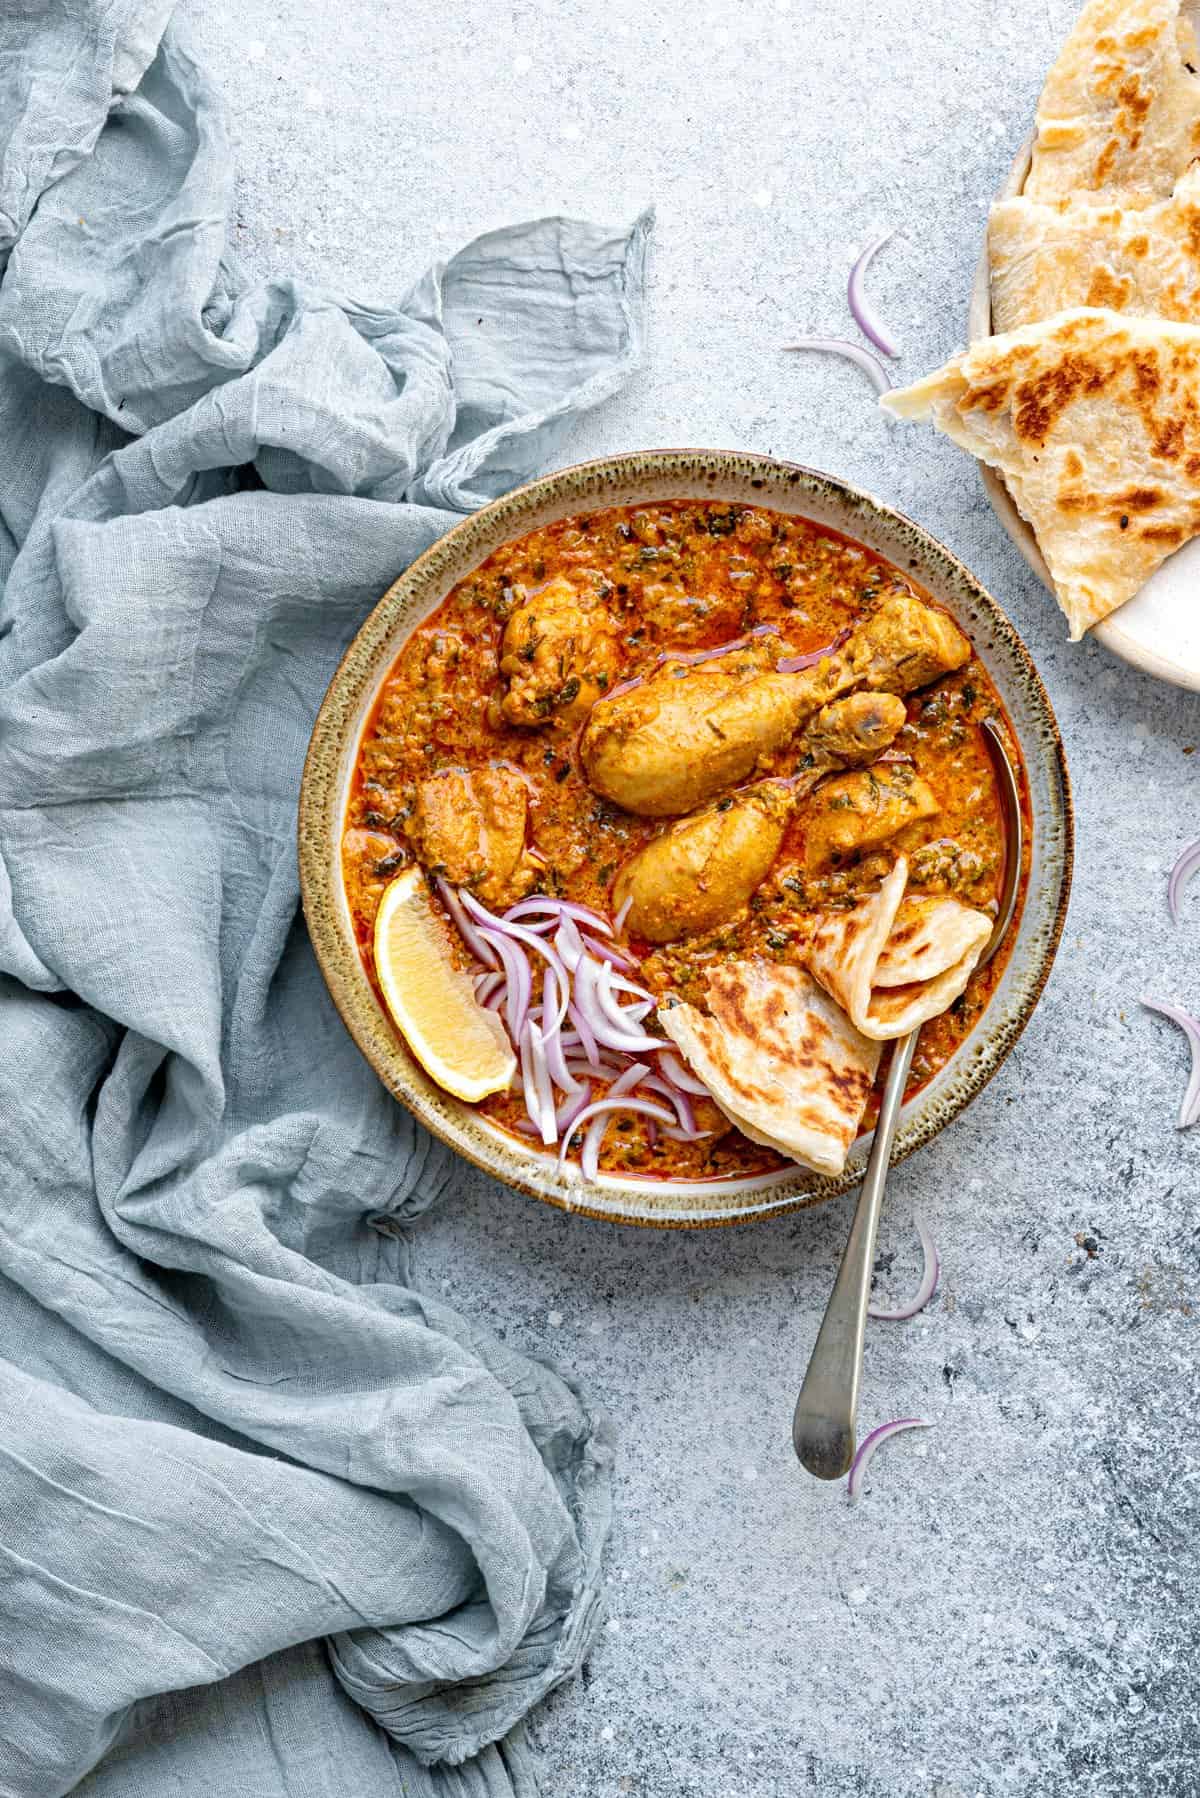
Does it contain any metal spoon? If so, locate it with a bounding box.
[792,718,1023,1480]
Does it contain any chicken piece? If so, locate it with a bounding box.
[580,596,966,819]
[845,592,972,694]
[499,576,621,729]
[794,692,908,781]
[795,593,972,714]
[803,766,939,871]
[614,782,793,944]
[409,765,538,906]
[580,635,800,817]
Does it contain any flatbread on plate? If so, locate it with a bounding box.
[883,307,1200,638]
[990,164,1200,332]
[1025,0,1200,207]
[657,960,881,1178]
[802,857,992,1041]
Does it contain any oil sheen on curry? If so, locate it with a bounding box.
[343,500,1027,1184]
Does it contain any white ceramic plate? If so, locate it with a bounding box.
[970,133,1200,690]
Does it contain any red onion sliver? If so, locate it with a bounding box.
[1167,837,1200,925]
[634,1070,694,1131]
[542,964,570,1034]
[1142,997,1200,1128]
[868,1213,940,1321]
[583,932,638,971]
[526,1021,558,1146]
[503,896,613,936]
[561,1096,677,1178]
[658,624,777,668]
[460,890,568,983]
[656,1050,712,1098]
[567,999,601,1070]
[476,927,533,1041]
[614,895,633,933]
[556,1082,593,1136]
[783,336,891,394]
[473,971,505,1005]
[847,231,900,359]
[846,1418,932,1502]
[554,916,586,972]
[436,877,499,969]
[776,643,837,674]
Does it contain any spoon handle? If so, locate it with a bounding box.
[792,1028,918,1480]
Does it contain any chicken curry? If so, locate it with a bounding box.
[343,499,1027,1182]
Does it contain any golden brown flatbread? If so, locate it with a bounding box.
[883,307,1200,638]
[657,960,881,1178]
[802,858,992,1041]
[1026,0,1200,207]
[990,165,1200,331]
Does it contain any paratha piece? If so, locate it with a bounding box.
[990,164,1200,332]
[803,858,992,1042]
[1026,0,1200,207]
[657,961,881,1178]
[883,308,1200,638]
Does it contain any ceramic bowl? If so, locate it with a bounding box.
[299,450,1073,1228]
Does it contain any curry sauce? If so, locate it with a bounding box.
[343,500,1029,1180]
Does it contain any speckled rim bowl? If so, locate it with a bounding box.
[299,450,1073,1229]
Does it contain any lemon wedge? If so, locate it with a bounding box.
[373,867,516,1102]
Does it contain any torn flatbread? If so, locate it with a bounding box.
[1026,0,1200,207]
[657,960,881,1178]
[802,858,992,1042]
[883,307,1200,638]
[990,164,1200,332]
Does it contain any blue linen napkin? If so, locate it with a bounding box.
[0,5,651,1794]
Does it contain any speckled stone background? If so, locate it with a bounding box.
[186,1,1197,1791]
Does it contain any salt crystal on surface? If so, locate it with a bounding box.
[847,1586,870,1606]
[548,1309,563,1327]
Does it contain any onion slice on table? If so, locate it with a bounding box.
[783,336,891,394]
[846,1418,932,1502]
[847,231,900,359]
[1167,837,1200,924]
[868,1214,940,1321]
[1141,997,1200,1128]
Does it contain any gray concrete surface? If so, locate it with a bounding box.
[186,1,1199,1791]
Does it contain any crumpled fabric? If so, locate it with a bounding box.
[0,4,650,1795]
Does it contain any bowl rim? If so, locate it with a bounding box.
[299,448,1074,1229]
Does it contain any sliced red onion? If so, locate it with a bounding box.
[847,231,900,359]
[473,971,505,1005]
[868,1214,940,1321]
[583,932,638,971]
[846,1418,932,1502]
[783,336,891,394]
[562,1095,677,1180]
[436,877,499,969]
[636,1071,696,1134]
[657,1050,713,1098]
[460,890,568,983]
[554,916,586,972]
[776,642,837,674]
[1167,837,1200,925]
[476,926,532,1041]
[658,625,777,668]
[574,957,663,1054]
[555,1082,593,1136]
[542,963,570,1034]
[1142,997,1200,1128]
[525,1020,558,1146]
[614,895,633,933]
[503,896,614,936]
[567,998,601,1070]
